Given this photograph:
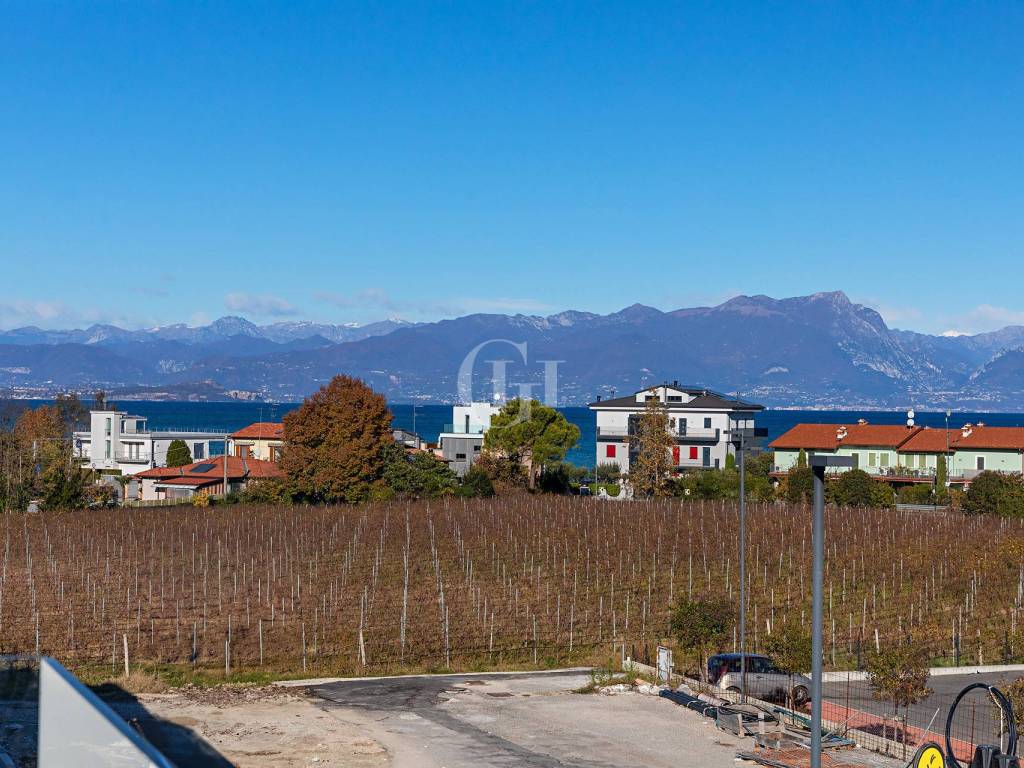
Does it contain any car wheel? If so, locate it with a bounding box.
[792,686,809,705]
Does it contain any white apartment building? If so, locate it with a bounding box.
[73,409,225,475]
[437,402,501,477]
[588,382,764,474]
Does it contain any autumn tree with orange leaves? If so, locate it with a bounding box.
[280,375,394,503]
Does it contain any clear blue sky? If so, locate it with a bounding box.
[2,3,1023,335]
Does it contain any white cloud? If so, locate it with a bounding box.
[0,300,148,331]
[313,289,554,319]
[959,304,1024,330]
[224,292,297,317]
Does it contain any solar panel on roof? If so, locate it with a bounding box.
[190,463,216,473]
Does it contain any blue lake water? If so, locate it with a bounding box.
[5,400,1024,468]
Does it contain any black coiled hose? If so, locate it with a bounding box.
[944,683,1017,768]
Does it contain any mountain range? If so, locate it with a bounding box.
[2,292,1024,409]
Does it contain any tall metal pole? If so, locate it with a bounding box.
[738,431,747,701]
[811,464,826,768]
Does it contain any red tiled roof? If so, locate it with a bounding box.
[137,455,284,484]
[897,428,961,453]
[955,426,1024,451]
[770,423,919,451]
[230,422,284,440]
[840,424,919,448]
[769,424,844,451]
[772,422,1024,454]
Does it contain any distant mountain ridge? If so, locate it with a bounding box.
[2,292,1024,408]
[0,317,414,346]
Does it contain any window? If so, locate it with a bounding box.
[473,445,481,452]
[105,417,112,436]
[193,443,205,460]
[455,453,466,460]
[689,447,698,460]
[704,417,712,429]
[606,444,616,458]
[977,456,986,471]
[678,418,687,435]
[270,446,281,462]
[880,453,889,467]
[702,447,711,466]
[919,454,927,469]
[749,657,771,674]
[105,440,111,459]
[667,395,682,402]
[868,453,877,467]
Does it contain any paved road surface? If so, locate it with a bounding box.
[311,670,750,768]
[823,671,1024,751]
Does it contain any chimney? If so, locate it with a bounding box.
[962,424,973,438]
[857,418,867,425]
[596,394,602,402]
[836,426,848,440]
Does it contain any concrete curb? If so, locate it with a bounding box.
[823,663,1024,682]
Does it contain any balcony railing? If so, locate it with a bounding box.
[676,428,720,442]
[78,452,153,465]
[443,423,487,435]
[596,426,722,442]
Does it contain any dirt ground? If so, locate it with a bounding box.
[1,672,902,768]
[0,684,389,768]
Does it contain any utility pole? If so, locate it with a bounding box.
[738,428,746,701]
[809,455,853,768]
[728,421,767,702]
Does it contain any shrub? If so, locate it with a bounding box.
[538,461,587,494]
[964,471,1024,517]
[785,467,813,504]
[897,484,935,505]
[865,643,931,725]
[165,440,192,467]
[670,598,734,681]
[459,466,495,497]
[382,444,457,499]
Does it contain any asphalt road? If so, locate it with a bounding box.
[310,670,751,768]
[822,671,1024,751]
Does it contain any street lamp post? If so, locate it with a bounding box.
[728,424,768,702]
[809,455,854,768]
[945,409,952,485]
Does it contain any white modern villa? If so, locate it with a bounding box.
[437,401,501,476]
[73,409,225,475]
[588,382,764,474]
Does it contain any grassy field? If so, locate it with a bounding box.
[1,497,1023,685]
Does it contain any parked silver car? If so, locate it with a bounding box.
[707,653,810,705]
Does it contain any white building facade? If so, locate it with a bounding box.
[73,409,225,475]
[588,383,763,475]
[437,402,501,477]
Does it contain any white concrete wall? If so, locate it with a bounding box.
[453,402,500,433]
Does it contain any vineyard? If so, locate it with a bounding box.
[1,497,1023,682]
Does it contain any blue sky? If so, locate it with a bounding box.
[2,2,1023,335]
